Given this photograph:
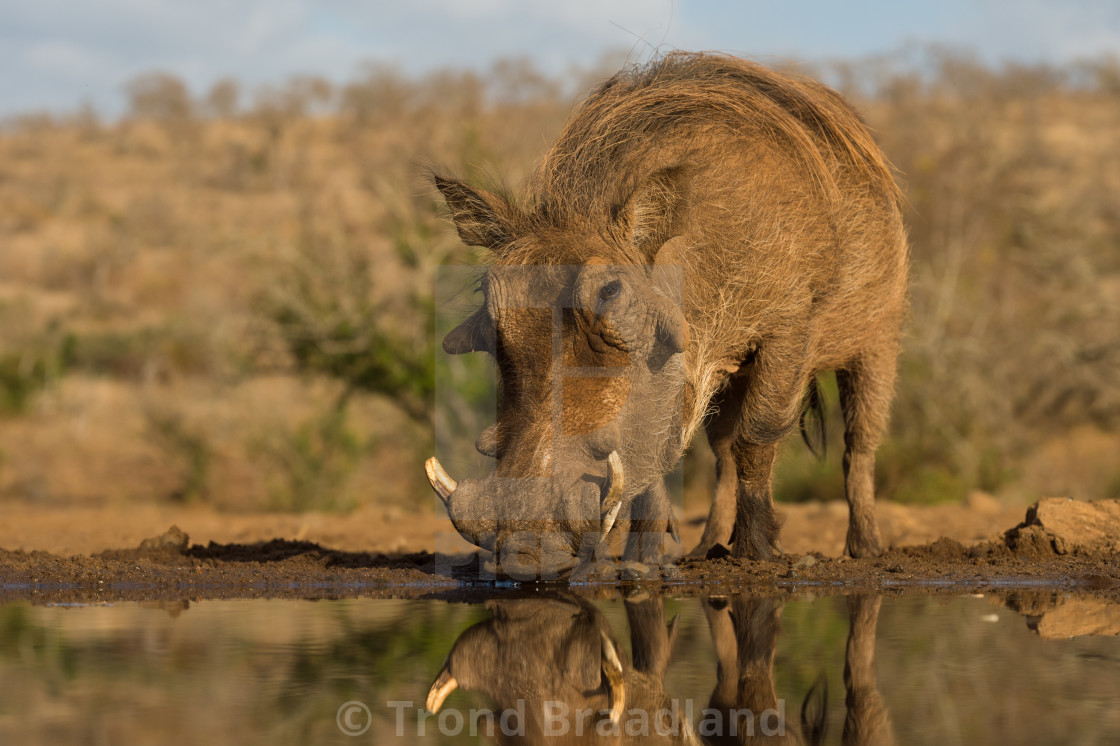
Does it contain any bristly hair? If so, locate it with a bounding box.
[525,51,902,234]
[441,52,908,452]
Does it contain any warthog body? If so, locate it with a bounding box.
[428,52,907,576]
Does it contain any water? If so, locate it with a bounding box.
[1,592,1118,745]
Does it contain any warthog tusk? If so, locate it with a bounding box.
[599,451,625,540]
[666,504,681,544]
[601,501,622,542]
[425,457,457,506]
[600,630,626,726]
[426,664,458,714]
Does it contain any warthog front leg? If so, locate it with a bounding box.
[689,373,750,559]
[729,439,781,560]
[727,333,811,561]
[623,476,676,564]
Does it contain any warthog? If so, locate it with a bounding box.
[426,593,697,744]
[426,52,907,576]
[425,592,894,745]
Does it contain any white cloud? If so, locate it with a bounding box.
[1,0,1117,118]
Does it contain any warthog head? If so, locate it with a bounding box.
[426,595,631,731]
[426,593,689,743]
[426,173,691,578]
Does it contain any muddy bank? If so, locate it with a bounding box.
[0,498,1118,604]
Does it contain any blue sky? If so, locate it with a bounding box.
[2,0,1119,117]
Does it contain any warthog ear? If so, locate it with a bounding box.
[611,166,688,257]
[434,175,514,250]
[443,308,494,354]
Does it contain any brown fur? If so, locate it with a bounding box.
[436,52,907,569]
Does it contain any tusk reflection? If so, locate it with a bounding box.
[425,664,458,713]
[600,630,627,726]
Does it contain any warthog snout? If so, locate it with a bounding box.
[426,451,626,576]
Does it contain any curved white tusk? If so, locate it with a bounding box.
[599,451,625,541]
[600,630,626,726]
[425,457,457,506]
[426,665,458,714]
[601,502,622,540]
[666,506,681,544]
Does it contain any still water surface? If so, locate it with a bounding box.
[1,592,1118,744]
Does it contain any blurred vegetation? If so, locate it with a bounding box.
[250,408,364,512]
[0,49,1117,512]
[143,406,213,504]
[860,49,1120,504]
[0,599,495,745]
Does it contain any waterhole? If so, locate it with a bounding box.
[1,591,1118,744]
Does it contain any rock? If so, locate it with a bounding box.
[779,555,819,578]
[1006,498,1120,556]
[620,561,651,581]
[792,554,818,569]
[138,525,189,553]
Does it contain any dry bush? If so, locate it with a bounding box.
[852,51,1120,501]
[203,78,241,119]
[126,72,194,123]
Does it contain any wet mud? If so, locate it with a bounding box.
[0,498,1117,607]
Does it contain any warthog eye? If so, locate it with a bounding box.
[598,280,621,304]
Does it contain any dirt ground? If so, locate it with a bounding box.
[1,495,1118,604]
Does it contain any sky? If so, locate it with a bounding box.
[2,0,1119,118]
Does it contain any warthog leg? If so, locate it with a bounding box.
[837,350,894,559]
[688,373,750,559]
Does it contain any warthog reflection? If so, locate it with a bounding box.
[426,593,696,744]
[702,595,894,746]
[425,593,894,745]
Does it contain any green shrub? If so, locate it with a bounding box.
[253,409,364,512]
[144,409,213,503]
